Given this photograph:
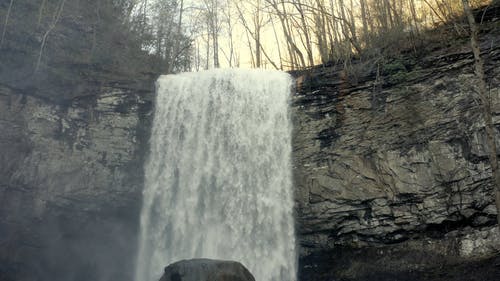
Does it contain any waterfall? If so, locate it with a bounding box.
[134,69,296,281]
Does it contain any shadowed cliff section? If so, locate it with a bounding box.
[0,1,157,281]
[0,84,154,281]
[292,6,500,280]
[1,1,500,281]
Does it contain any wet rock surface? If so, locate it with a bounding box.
[0,3,158,279]
[1,2,500,280]
[0,84,154,281]
[292,23,500,280]
[159,259,256,281]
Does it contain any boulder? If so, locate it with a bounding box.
[159,259,255,281]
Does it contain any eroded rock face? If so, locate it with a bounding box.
[0,85,153,281]
[1,9,499,281]
[292,29,500,280]
[159,259,256,281]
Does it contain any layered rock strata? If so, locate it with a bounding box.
[292,26,500,280]
[0,84,153,281]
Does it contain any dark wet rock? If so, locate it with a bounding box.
[1,2,500,281]
[292,19,500,281]
[0,1,158,280]
[0,84,154,281]
[159,259,255,281]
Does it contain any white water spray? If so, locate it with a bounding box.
[135,68,296,281]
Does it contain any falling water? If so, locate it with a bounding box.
[134,69,296,281]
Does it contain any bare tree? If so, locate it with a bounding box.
[0,0,14,49]
[265,0,306,69]
[168,0,184,73]
[234,0,261,67]
[234,0,279,69]
[35,0,67,73]
[221,0,236,67]
[311,0,328,64]
[461,0,500,225]
[202,0,222,68]
[359,0,370,46]
[37,0,47,28]
[270,16,284,69]
[291,0,314,66]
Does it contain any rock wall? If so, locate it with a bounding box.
[0,84,153,281]
[292,25,500,280]
[1,2,499,280]
[0,1,158,280]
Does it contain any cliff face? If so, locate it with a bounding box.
[0,85,153,281]
[1,2,500,280]
[292,24,500,280]
[0,2,157,280]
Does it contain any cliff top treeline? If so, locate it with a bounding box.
[0,0,499,101]
[0,0,175,101]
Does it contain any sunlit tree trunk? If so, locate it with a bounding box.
[223,0,235,67]
[312,0,328,62]
[205,24,210,69]
[409,0,420,34]
[270,15,284,69]
[292,0,314,66]
[266,0,305,69]
[347,0,360,53]
[360,0,370,46]
[254,0,262,67]
[212,0,220,68]
[168,0,184,73]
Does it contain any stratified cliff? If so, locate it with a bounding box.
[292,18,500,280]
[0,84,153,281]
[1,1,499,281]
[0,1,157,280]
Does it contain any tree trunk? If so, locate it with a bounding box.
[213,0,219,68]
[168,0,184,73]
[292,0,313,66]
[37,0,47,28]
[255,14,261,67]
[359,0,370,46]
[268,0,305,68]
[462,0,500,225]
[0,0,15,49]
[270,16,283,70]
[35,0,66,72]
